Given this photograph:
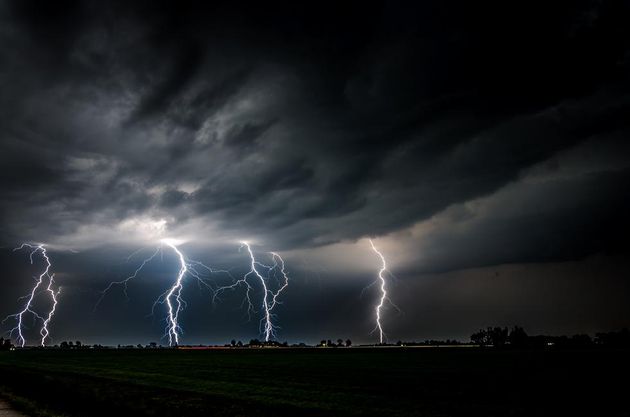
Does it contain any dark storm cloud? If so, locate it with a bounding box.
[1,0,628,346]
[126,42,205,125]
[402,158,630,274]
[1,0,629,262]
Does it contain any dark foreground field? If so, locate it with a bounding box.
[0,347,628,417]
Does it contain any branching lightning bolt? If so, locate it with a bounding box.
[40,274,60,346]
[158,241,187,346]
[97,240,230,346]
[268,252,289,312]
[214,242,289,341]
[2,244,60,347]
[94,247,162,310]
[368,239,397,344]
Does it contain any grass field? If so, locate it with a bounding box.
[0,347,628,416]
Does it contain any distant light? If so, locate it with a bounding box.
[160,237,184,246]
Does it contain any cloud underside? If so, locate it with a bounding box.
[0,0,629,272]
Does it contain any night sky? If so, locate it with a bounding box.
[1,0,629,345]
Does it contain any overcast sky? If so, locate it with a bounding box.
[1,0,629,345]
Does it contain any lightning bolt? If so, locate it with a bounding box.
[3,244,60,347]
[159,241,187,346]
[97,240,229,346]
[40,274,60,346]
[368,239,396,344]
[269,252,289,312]
[94,247,162,310]
[214,242,289,342]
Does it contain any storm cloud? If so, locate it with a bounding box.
[1,0,629,343]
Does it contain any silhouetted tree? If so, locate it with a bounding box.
[490,327,508,347]
[595,328,630,347]
[345,339,352,347]
[471,327,508,347]
[471,326,630,349]
[230,339,236,347]
[508,326,528,348]
[337,339,343,347]
[570,334,593,348]
[237,340,243,347]
[471,330,489,346]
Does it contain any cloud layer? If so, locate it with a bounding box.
[1,1,629,343]
[2,1,628,256]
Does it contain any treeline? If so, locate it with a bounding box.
[316,339,352,347]
[226,339,353,348]
[3,329,628,350]
[0,338,13,350]
[227,339,354,348]
[393,339,463,346]
[471,326,630,348]
[227,339,292,347]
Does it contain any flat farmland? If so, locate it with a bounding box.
[0,348,628,416]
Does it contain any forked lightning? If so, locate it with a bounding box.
[368,239,396,344]
[3,244,60,347]
[98,239,229,346]
[214,242,289,341]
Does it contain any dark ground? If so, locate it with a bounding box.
[0,348,628,416]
